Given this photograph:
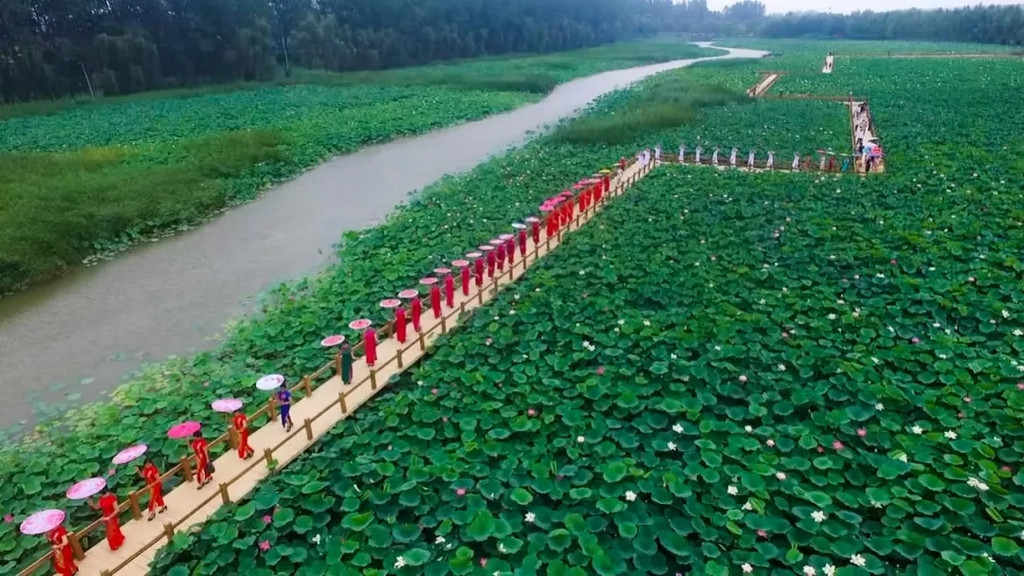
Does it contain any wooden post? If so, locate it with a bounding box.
[302,376,312,398]
[102,570,112,576]
[263,448,274,467]
[477,289,483,304]
[334,353,342,376]
[128,492,142,520]
[370,369,377,390]
[460,302,466,315]
[163,523,175,543]
[418,331,426,352]
[180,456,193,483]
[69,531,85,560]
[338,392,348,414]
[267,397,277,421]
[303,418,314,441]
[218,483,231,505]
[440,314,447,334]
[396,347,404,369]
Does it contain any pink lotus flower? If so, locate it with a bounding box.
[832,441,845,450]
[890,259,898,265]
[958,411,966,419]
[739,375,748,383]
[479,557,488,567]
[757,529,768,538]
[258,540,271,551]
[1017,382,1024,390]
[1001,465,1012,473]
[3,514,13,523]
[262,514,272,524]
[527,408,537,416]
[765,439,776,447]
[911,337,920,344]
[817,446,825,453]
[485,338,493,346]
[857,428,867,438]
[781,331,790,339]
[431,388,439,395]
[596,366,605,375]
[455,487,467,497]
[963,396,972,403]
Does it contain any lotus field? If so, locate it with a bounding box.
[3,40,1024,575]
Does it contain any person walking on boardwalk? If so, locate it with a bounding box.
[191,430,213,488]
[394,306,408,343]
[430,283,442,318]
[678,144,685,164]
[363,327,378,368]
[711,147,719,166]
[695,145,702,164]
[140,459,167,520]
[275,382,294,433]
[747,149,755,169]
[88,489,125,551]
[792,153,800,171]
[767,151,774,170]
[338,342,354,385]
[234,410,255,460]
[729,147,738,167]
[48,524,77,576]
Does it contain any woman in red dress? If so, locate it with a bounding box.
[234,411,255,460]
[139,459,167,520]
[394,307,407,343]
[191,431,212,489]
[89,491,125,550]
[364,327,378,366]
[48,525,77,575]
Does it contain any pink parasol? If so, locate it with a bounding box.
[572,182,586,190]
[66,477,106,501]
[167,421,202,439]
[498,233,514,241]
[511,223,527,230]
[524,217,540,223]
[398,289,419,299]
[420,277,439,285]
[452,259,470,267]
[488,239,504,246]
[320,334,345,347]
[348,319,372,331]
[478,245,495,252]
[211,398,243,413]
[434,267,452,275]
[255,374,285,391]
[111,444,148,465]
[380,298,402,309]
[540,204,555,213]
[20,510,65,536]
[583,178,602,184]
[465,252,483,259]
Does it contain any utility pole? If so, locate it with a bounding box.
[80,62,95,98]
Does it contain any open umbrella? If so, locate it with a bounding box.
[167,421,202,439]
[111,444,148,465]
[255,374,285,391]
[348,319,372,331]
[66,478,106,501]
[320,335,345,347]
[20,510,65,536]
[211,398,243,413]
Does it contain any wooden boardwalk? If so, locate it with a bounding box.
[42,160,652,576]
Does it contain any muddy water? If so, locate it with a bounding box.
[0,44,767,428]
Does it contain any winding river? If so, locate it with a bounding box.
[0,44,767,428]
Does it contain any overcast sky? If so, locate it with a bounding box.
[705,0,1023,15]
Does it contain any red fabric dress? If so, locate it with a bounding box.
[364,328,378,366]
[49,526,77,576]
[430,285,442,318]
[191,437,210,485]
[530,221,540,244]
[394,307,407,343]
[444,275,455,308]
[234,413,254,459]
[485,251,495,278]
[142,462,165,513]
[411,297,422,331]
[519,230,528,256]
[474,258,484,286]
[98,493,125,550]
[460,266,471,295]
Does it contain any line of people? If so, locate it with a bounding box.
[663,143,857,173]
[853,102,884,173]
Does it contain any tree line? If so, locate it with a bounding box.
[2,0,1021,104]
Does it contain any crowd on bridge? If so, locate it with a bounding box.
[634,144,858,174]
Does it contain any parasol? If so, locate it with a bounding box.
[167,421,202,439]
[111,444,148,465]
[66,478,106,501]
[20,510,65,536]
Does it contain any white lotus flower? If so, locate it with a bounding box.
[775,472,786,480]
[576,436,585,444]
[435,535,446,544]
[744,425,753,433]
[672,423,683,433]
[803,566,817,576]
[727,485,738,496]
[944,430,958,440]
[911,425,923,434]
[524,512,536,523]
[741,563,753,574]
[823,564,836,576]
[395,556,407,568]
[850,554,866,567]
[777,364,787,371]
[742,500,753,511]
[1002,310,1010,319]
[625,491,637,502]
[811,510,827,523]
[896,453,908,463]
[875,403,884,411]
[312,534,321,545]
[667,442,677,451]
[643,320,651,326]
[1015,329,1023,337]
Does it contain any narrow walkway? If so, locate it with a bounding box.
[850,101,885,174]
[747,72,780,97]
[58,160,651,576]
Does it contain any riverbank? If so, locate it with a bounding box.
[0,40,720,297]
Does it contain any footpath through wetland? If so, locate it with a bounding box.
[0,44,767,429]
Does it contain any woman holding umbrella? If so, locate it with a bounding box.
[191,430,213,488]
[276,382,294,432]
[87,489,125,551]
[48,524,77,576]
[139,459,167,520]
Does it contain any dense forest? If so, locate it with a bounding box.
[2,0,1021,103]
[762,5,1024,46]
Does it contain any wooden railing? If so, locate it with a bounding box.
[17,160,652,576]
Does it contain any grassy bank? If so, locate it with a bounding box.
[0,40,719,295]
